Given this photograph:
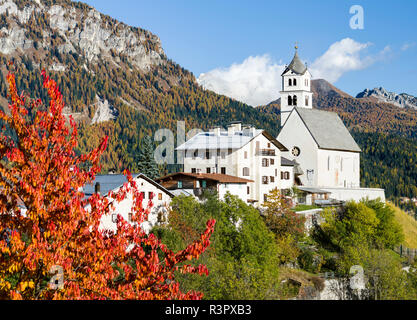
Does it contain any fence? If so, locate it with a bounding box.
[394,245,417,261]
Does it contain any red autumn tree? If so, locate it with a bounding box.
[0,69,215,300]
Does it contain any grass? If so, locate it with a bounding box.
[389,202,417,249]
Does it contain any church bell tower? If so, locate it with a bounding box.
[280,45,313,127]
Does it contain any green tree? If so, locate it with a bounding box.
[152,192,281,299]
[135,135,159,179]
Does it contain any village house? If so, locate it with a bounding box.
[156,172,254,203]
[175,122,289,206]
[84,173,173,233]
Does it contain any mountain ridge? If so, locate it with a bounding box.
[356,86,417,110]
[0,0,415,201]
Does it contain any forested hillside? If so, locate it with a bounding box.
[0,0,279,173]
[0,0,415,203]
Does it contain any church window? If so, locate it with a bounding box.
[293,95,297,106]
[305,96,309,106]
[291,147,300,157]
[289,79,292,86]
[243,167,250,176]
[327,156,330,171]
[288,95,293,106]
[293,78,297,86]
[307,170,314,181]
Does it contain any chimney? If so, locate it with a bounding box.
[95,182,101,195]
[212,126,221,136]
[228,121,242,135]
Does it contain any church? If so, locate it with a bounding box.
[277,47,385,202]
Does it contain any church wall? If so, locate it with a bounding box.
[277,111,319,187]
[317,149,360,188]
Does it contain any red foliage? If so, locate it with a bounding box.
[0,70,215,300]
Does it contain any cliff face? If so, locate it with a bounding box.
[0,0,165,71]
[356,87,417,110]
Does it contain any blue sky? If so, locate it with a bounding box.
[81,0,417,105]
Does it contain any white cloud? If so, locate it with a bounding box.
[197,38,388,106]
[197,55,285,106]
[401,42,416,51]
[309,38,375,82]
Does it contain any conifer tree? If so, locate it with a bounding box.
[136,135,159,179]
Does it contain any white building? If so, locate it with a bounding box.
[157,172,253,203]
[176,122,288,206]
[277,48,385,202]
[84,173,174,234]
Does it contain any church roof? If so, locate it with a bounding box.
[282,51,308,75]
[293,107,361,152]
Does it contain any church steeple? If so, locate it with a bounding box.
[280,46,313,127]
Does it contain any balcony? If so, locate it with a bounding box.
[256,149,276,156]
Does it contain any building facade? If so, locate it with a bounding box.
[176,122,288,206]
[157,172,253,203]
[277,48,385,202]
[86,173,174,234]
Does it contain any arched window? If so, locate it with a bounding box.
[289,79,292,86]
[305,96,309,106]
[243,167,250,176]
[293,78,297,86]
[293,95,297,106]
[288,95,293,106]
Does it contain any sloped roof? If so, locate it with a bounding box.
[84,173,174,198]
[176,129,288,151]
[293,107,361,152]
[157,172,254,184]
[282,51,307,75]
[281,156,296,166]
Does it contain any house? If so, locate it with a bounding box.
[276,47,385,202]
[157,172,253,203]
[176,122,288,206]
[84,173,174,233]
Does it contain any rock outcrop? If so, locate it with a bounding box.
[356,87,417,109]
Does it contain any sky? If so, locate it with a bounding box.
[81,0,417,106]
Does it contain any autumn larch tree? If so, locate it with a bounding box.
[0,68,215,300]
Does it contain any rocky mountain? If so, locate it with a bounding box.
[0,0,279,173]
[0,0,165,70]
[0,0,415,201]
[356,87,417,110]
